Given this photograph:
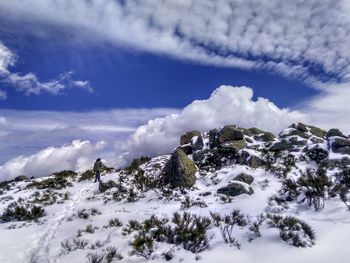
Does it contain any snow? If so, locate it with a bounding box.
[1,130,350,262]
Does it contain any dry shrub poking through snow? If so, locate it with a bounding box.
[267,214,315,247]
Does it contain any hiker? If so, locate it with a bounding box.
[93,158,103,183]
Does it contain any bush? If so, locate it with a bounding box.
[220,224,241,249]
[105,246,123,262]
[0,202,45,222]
[79,170,95,182]
[249,215,265,238]
[297,168,332,211]
[108,218,123,227]
[27,176,72,190]
[125,156,151,174]
[180,196,207,209]
[86,252,104,263]
[222,210,248,227]
[307,147,328,163]
[131,233,154,259]
[267,214,315,247]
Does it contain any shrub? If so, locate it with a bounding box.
[72,238,89,249]
[85,224,95,234]
[220,224,241,249]
[108,218,123,227]
[131,233,154,259]
[180,196,207,209]
[125,156,151,174]
[267,214,315,247]
[223,210,248,227]
[0,202,45,222]
[307,147,328,163]
[86,252,104,263]
[170,212,211,253]
[249,215,265,238]
[105,246,123,262]
[297,168,332,211]
[79,170,95,182]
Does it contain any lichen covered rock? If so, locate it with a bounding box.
[162,149,197,188]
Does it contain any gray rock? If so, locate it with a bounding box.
[218,125,244,143]
[220,139,247,152]
[180,131,202,145]
[291,122,308,132]
[192,134,204,151]
[99,180,118,193]
[179,144,193,155]
[269,140,294,152]
[289,136,308,146]
[331,138,350,155]
[217,182,254,196]
[327,128,347,139]
[233,173,254,185]
[162,149,197,188]
[209,129,219,149]
[238,151,264,168]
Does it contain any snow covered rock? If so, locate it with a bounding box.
[217,181,254,196]
[233,173,254,185]
[330,138,350,155]
[326,128,347,139]
[218,125,244,143]
[180,131,202,145]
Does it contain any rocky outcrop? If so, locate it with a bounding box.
[162,149,197,188]
[243,127,276,142]
[217,182,254,196]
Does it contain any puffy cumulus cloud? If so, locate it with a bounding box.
[0,41,92,98]
[1,0,350,87]
[119,86,307,164]
[0,140,106,181]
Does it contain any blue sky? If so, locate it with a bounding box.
[0,29,317,111]
[0,0,350,179]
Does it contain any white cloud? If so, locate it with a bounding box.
[299,82,350,135]
[119,85,307,164]
[0,140,106,181]
[1,0,349,87]
[0,41,93,97]
[0,108,178,165]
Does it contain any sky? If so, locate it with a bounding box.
[0,0,350,180]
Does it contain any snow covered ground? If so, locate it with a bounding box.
[0,166,349,263]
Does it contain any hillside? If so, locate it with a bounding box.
[1,122,350,263]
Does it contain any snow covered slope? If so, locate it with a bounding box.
[1,123,350,263]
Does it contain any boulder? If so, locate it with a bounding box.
[238,151,264,168]
[291,122,308,132]
[254,132,275,142]
[233,173,254,185]
[209,129,219,149]
[218,125,244,143]
[326,128,347,139]
[162,149,197,188]
[331,138,350,155]
[99,180,118,193]
[191,135,204,151]
[269,140,293,152]
[220,139,247,152]
[289,137,308,146]
[217,182,254,196]
[179,144,193,155]
[180,131,202,145]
